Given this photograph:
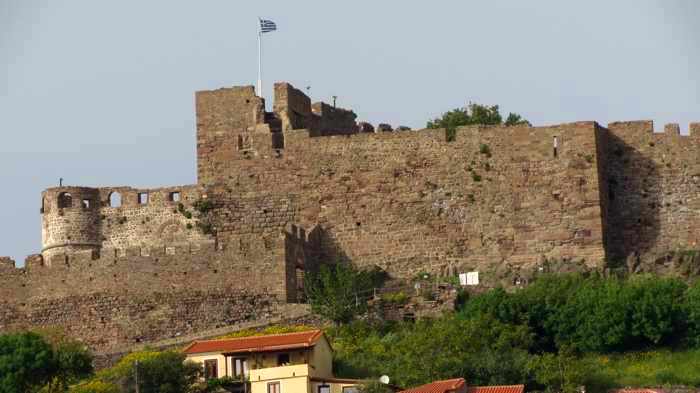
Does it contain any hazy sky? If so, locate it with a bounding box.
[1,1,699,264]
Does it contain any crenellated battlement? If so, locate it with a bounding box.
[40,184,212,260]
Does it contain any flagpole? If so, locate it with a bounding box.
[257,19,262,97]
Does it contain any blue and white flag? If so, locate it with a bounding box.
[260,19,277,33]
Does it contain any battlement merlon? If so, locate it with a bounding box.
[608,120,700,139]
[0,257,16,270]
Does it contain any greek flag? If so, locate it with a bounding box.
[260,19,277,33]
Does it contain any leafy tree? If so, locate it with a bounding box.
[527,346,590,393]
[358,380,393,393]
[95,350,201,393]
[687,281,700,346]
[0,332,57,393]
[68,381,119,393]
[426,103,529,140]
[37,329,94,393]
[504,113,531,126]
[305,263,386,324]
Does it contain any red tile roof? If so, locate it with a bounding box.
[183,330,324,355]
[465,385,525,393]
[400,378,466,393]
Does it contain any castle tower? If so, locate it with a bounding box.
[41,187,102,262]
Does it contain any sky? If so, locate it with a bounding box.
[1,1,699,264]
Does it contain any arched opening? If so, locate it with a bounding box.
[109,192,122,207]
[57,192,72,208]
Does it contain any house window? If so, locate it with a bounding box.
[138,192,149,205]
[204,359,218,380]
[233,358,249,378]
[318,385,331,393]
[169,191,181,202]
[268,382,281,393]
[82,199,91,209]
[277,353,290,366]
[343,387,360,393]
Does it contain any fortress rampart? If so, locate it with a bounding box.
[2,80,700,354]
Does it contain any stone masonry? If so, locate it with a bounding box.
[1,81,699,354]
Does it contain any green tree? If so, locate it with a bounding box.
[426,103,529,140]
[528,346,590,393]
[96,350,201,393]
[358,380,393,393]
[0,332,57,393]
[688,281,700,347]
[305,263,386,324]
[37,329,94,393]
[68,381,119,393]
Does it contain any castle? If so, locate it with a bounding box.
[1,81,700,358]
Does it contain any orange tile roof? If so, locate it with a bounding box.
[400,378,466,393]
[465,385,525,393]
[183,330,324,355]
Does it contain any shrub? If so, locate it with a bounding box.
[193,199,214,214]
[381,291,409,305]
[479,144,492,157]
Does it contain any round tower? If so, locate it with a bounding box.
[41,187,102,262]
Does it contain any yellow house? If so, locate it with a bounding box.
[184,330,362,393]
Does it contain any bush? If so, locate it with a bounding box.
[305,263,387,324]
[687,281,700,346]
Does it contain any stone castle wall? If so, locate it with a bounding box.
[599,121,700,269]
[197,104,608,282]
[41,185,212,260]
[3,80,700,356]
[0,235,293,352]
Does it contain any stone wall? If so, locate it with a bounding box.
[41,185,212,260]
[311,102,358,136]
[600,121,700,270]
[273,82,313,132]
[197,116,607,283]
[0,235,292,352]
[196,86,266,186]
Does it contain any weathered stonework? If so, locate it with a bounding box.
[2,80,699,355]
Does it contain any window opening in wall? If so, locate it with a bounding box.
[58,192,72,208]
[318,385,331,393]
[342,386,360,393]
[277,353,290,366]
[41,197,47,214]
[169,191,181,202]
[233,358,249,379]
[204,359,218,380]
[268,382,281,393]
[553,136,559,157]
[138,192,149,205]
[82,199,91,209]
[109,192,122,207]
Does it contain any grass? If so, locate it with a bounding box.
[586,349,700,391]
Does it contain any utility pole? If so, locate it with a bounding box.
[134,360,140,393]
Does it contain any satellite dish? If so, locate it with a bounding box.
[379,375,390,385]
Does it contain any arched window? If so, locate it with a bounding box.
[57,192,72,208]
[41,197,48,214]
[109,192,122,207]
